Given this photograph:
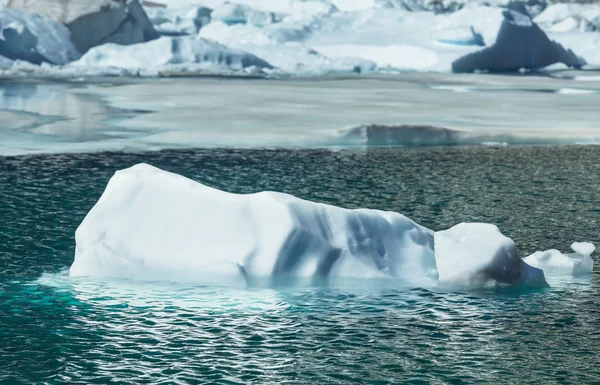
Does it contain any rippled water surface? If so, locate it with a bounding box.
[1,147,599,384]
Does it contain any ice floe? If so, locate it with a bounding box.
[6,0,159,53]
[452,9,585,72]
[71,164,594,289]
[71,163,439,287]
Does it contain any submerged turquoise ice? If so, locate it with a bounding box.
[1,146,599,384]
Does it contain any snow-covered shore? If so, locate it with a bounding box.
[1,0,600,77]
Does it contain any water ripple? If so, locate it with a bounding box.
[1,147,599,383]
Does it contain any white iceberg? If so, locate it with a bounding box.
[6,0,159,53]
[434,223,547,287]
[71,164,438,287]
[71,164,574,290]
[0,8,81,65]
[523,242,594,276]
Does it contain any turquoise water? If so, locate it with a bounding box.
[1,146,599,384]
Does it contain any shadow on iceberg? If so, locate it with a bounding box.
[452,10,586,73]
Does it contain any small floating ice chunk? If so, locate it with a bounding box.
[434,223,548,287]
[571,242,595,257]
[523,242,594,276]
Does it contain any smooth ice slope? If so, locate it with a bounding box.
[523,242,594,276]
[71,164,438,287]
[434,223,547,287]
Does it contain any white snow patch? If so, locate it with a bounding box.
[0,8,81,65]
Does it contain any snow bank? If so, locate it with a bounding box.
[71,164,438,287]
[452,10,585,73]
[0,9,80,65]
[434,223,547,287]
[71,36,273,74]
[523,242,594,276]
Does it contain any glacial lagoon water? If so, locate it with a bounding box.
[1,146,599,384]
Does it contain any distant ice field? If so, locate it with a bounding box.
[1,73,600,156]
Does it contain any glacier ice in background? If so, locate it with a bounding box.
[5,0,159,53]
[71,164,594,289]
[0,8,81,65]
[452,9,585,73]
[71,36,274,74]
[1,0,600,75]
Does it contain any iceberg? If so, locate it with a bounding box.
[523,242,594,276]
[71,36,274,74]
[6,0,159,53]
[71,164,438,287]
[434,223,547,287]
[72,164,573,290]
[145,5,212,36]
[0,9,81,65]
[452,9,585,73]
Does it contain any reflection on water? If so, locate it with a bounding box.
[0,81,148,153]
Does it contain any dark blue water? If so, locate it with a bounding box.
[1,147,599,384]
